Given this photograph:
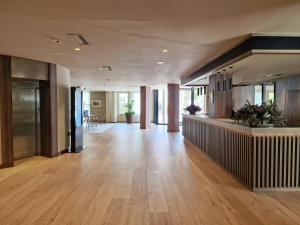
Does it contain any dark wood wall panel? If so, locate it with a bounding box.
[49,64,58,157]
[0,56,13,167]
[183,116,300,191]
[0,57,59,169]
[209,74,232,118]
[39,64,58,157]
[276,75,300,126]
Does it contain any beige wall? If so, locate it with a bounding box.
[56,65,70,152]
[90,92,106,120]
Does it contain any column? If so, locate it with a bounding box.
[140,86,151,129]
[167,83,179,132]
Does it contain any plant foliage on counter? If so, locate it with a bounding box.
[234,101,285,127]
[184,104,201,115]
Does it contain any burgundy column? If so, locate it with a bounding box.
[140,86,151,129]
[167,83,179,132]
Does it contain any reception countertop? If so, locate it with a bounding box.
[183,115,300,191]
[183,114,300,136]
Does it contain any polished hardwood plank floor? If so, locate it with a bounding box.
[1,124,300,225]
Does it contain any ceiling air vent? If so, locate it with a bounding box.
[67,34,89,45]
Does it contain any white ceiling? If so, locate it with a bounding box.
[228,53,300,85]
[189,53,300,86]
[1,0,300,91]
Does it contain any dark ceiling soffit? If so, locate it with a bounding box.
[181,35,300,85]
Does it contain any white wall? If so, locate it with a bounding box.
[56,65,70,152]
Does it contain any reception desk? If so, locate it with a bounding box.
[182,115,300,192]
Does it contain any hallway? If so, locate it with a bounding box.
[0,124,300,225]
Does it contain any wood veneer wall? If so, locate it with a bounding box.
[208,74,232,118]
[276,75,300,126]
[0,56,13,167]
[183,116,300,191]
[0,56,70,168]
[39,64,59,157]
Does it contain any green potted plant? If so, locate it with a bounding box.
[124,100,135,124]
[234,100,285,127]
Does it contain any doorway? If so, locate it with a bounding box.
[12,80,40,160]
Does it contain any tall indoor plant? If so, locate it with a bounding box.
[124,100,135,124]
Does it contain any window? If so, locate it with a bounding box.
[118,92,128,114]
[132,92,140,114]
[194,88,205,112]
[158,89,168,124]
[254,83,275,105]
[82,91,90,116]
[254,85,263,105]
[180,88,192,122]
[264,83,275,104]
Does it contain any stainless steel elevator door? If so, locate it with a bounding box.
[12,81,40,160]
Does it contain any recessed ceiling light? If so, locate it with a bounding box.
[162,49,168,53]
[74,47,81,51]
[157,61,165,65]
[266,73,282,77]
[52,37,62,44]
[99,66,112,71]
[51,52,63,56]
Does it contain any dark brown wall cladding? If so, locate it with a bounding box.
[0,56,60,169]
[209,74,232,118]
[276,75,300,126]
[0,56,13,167]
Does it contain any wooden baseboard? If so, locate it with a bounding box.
[58,149,69,156]
[0,163,14,169]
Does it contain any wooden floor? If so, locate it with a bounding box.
[1,124,300,225]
